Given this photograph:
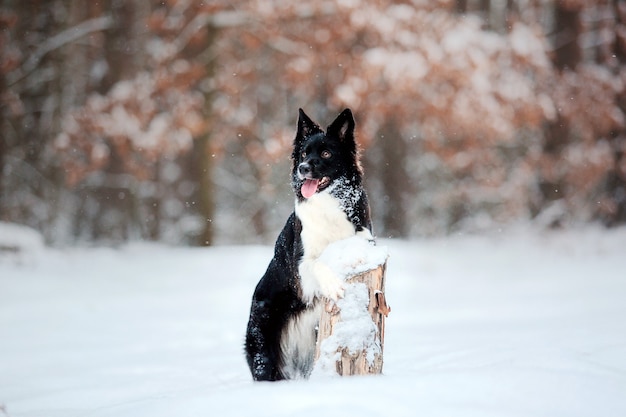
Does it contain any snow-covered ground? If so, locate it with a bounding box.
[2,225,626,417]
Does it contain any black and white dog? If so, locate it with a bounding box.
[245,108,373,381]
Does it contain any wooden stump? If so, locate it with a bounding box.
[314,261,390,376]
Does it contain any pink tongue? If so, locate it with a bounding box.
[301,179,319,199]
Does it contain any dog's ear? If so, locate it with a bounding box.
[296,108,323,142]
[326,108,355,142]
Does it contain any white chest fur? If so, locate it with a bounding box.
[295,192,356,302]
[295,192,355,258]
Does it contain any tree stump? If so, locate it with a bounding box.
[314,260,390,376]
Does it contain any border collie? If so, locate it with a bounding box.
[245,108,373,381]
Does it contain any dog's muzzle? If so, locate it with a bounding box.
[298,162,312,179]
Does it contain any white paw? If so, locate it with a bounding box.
[300,258,346,302]
[316,268,345,301]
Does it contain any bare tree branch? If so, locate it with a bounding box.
[7,15,113,86]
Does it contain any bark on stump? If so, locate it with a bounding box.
[314,261,390,376]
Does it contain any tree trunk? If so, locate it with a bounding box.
[314,261,390,376]
[456,0,468,14]
[195,23,218,247]
[553,1,583,71]
[195,134,215,246]
[537,1,584,223]
[378,120,409,238]
[598,0,626,225]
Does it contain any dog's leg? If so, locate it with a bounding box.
[299,258,345,302]
[245,301,284,381]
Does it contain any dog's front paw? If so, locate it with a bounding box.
[317,271,345,301]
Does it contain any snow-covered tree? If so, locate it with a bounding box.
[3,0,626,244]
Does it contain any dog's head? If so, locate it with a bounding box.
[291,108,362,200]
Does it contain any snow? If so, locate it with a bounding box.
[318,235,388,279]
[0,222,45,260]
[2,226,626,416]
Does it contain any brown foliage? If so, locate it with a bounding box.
[54,2,212,187]
[4,0,626,243]
[55,65,206,185]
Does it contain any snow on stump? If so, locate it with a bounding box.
[313,236,390,377]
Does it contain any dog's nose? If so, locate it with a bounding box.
[298,163,311,177]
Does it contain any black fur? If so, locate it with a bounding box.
[245,108,371,381]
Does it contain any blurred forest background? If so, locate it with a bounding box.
[1,0,626,246]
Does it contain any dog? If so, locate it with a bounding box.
[244,108,373,381]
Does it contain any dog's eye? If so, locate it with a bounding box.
[301,151,307,159]
[321,150,332,159]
